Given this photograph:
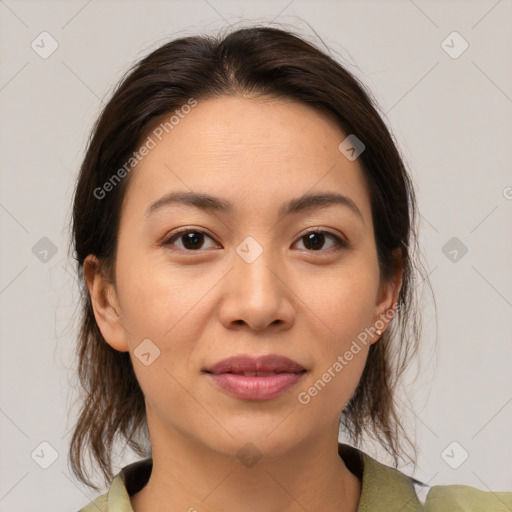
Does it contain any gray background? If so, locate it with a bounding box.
[0,0,511,510]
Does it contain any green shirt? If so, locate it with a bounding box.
[77,443,512,511]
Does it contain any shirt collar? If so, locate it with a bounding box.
[105,443,423,512]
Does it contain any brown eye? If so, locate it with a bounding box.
[295,230,346,252]
[164,230,218,251]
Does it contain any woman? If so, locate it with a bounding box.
[70,26,511,511]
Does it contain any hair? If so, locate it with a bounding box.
[69,24,427,491]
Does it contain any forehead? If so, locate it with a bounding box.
[122,95,372,222]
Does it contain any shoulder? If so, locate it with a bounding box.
[75,473,130,512]
[338,443,512,512]
[422,485,512,511]
[76,493,108,512]
[75,458,152,511]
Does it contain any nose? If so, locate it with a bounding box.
[217,245,296,332]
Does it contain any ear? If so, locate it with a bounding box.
[370,248,403,344]
[83,255,129,352]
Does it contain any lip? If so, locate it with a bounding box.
[203,354,307,401]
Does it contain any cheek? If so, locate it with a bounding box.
[116,252,207,340]
[294,257,379,407]
[115,253,222,394]
[117,257,209,410]
[305,257,380,347]
[295,285,375,422]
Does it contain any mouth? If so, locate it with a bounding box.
[203,354,307,401]
[203,354,306,375]
[206,370,306,376]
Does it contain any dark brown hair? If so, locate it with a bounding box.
[69,25,426,490]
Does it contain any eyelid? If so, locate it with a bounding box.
[295,226,347,243]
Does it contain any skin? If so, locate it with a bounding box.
[84,95,402,512]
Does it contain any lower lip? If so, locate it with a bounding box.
[206,372,306,401]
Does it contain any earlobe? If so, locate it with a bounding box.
[83,255,129,352]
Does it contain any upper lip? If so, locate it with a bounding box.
[203,354,306,375]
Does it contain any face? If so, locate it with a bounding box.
[85,95,401,460]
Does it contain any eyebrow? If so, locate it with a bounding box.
[145,191,364,223]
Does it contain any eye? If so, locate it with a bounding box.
[162,228,346,253]
[293,229,346,252]
[163,229,219,251]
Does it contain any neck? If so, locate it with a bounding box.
[130,417,361,512]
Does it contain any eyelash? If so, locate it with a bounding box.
[162,228,347,253]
